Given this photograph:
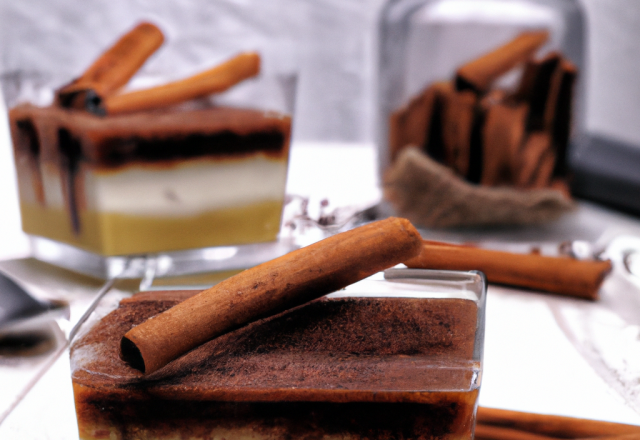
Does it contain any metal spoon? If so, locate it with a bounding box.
[0,269,68,334]
[0,260,131,425]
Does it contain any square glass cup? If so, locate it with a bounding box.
[70,268,486,440]
[7,71,298,279]
[1,7,299,279]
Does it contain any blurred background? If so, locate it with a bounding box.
[2,1,640,435]
[0,0,638,144]
[1,0,639,256]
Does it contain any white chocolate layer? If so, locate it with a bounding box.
[83,155,288,216]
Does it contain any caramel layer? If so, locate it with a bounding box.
[20,199,283,256]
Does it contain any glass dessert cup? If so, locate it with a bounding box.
[70,268,486,440]
[7,72,298,279]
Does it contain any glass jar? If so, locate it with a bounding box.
[377,0,585,178]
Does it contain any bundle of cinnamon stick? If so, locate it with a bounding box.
[56,21,261,115]
[390,30,576,193]
[476,407,640,440]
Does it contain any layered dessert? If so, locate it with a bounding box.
[71,289,481,440]
[9,104,291,256]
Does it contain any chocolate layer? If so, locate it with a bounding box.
[10,104,291,166]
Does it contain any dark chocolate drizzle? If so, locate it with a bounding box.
[58,128,82,234]
[15,118,45,204]
[98,130,285,166]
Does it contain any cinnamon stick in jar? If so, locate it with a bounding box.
[441,88,477,177]
[456,30,549,93]
[121,217,423,374]
[103,51,261,115]
[405,241,612,300]
[481,101,528,186]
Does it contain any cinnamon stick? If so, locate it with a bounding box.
[477,407,640,438]
[103,51,261,115]
[575,435,640,440]
[475,424,560,440]
[481,102,528,186]
[551,60,577,177]
[389,84,433,161]
[56,22,164,110]
[121,217,422,374]
[456,31,549,93]
[516,52,561,131]
[441,88,477,177]
[388,81,451,163]
[404,240,612,300]
[516,132,552,188]
[530,147,556,189]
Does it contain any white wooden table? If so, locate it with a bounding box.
[1,123,640,436]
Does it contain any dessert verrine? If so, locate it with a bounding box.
[9,103,291,256]
[71,270,485,440]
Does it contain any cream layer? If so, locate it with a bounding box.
[84,155,288,216]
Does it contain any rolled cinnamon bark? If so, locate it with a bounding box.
[441,88,477,177]
[574,435,640,440]
[474,424,558,440]
[477,407,640,438]
[517,52,561,131]
[456,31,549,93]
[516,132,552,188]
[481,102,528,186]
[388,82,444,162]
[551,60,577,177]
[121,217,423,374]
[529,147,556,189]
[56,22,164,109]
[404,241,612,300]
[103,51,261,115]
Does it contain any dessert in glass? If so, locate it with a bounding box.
[5,22,296,279]
[70,268,486,440]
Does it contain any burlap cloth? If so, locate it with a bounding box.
[383,147,575,228]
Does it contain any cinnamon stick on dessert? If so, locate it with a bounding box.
[477,407,640,438]
[121,217,423,374]
[405,240,612,300]
[102,51,261,115]
[56,22,165,110]
[456,30,549,93]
